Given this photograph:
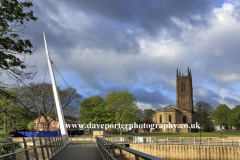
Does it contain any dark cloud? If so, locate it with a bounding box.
[233,4,240,21]
[74,22,140,54]
[17,0,240,110]
[66,0,213,36]
[223,97,240,106]
[132,88,173,107]
[208,90,221,99]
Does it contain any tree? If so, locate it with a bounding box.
[210,104,231,129]
[229,105,240,129]
[237,110,240,127]
[17,82,82,131]
[105,91,138,136]
[141,120,155,132]
[27,121,34,131]
[78,95,107,125]
[143,109,156,121]
[135,109,144,122]
[0,0,38,100]
[194,101,213,131]
[0,89,32,132]
[0,129,14,155]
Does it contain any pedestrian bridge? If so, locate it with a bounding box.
[1,135,239,160]
[0,135,164,160]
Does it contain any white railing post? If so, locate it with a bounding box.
[223,138,224,146]
[194,137,195,145]
[167,137,168,145]
[208,138,209,145]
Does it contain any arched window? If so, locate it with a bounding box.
[169,115,171,123]
[160,115,162,123]
[181,81,186,92]
[183,116,187,123]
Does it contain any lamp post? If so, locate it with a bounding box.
[198,104,202,145]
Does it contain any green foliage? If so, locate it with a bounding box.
[105,91,138,135]
[202,124,211,132]
[0,89,32,132]
[0,0,37,69]
[135,109,144,122]
[210,104,231,129]
[27,121,34,131]
[0,130,12,155]
[143,109,156,121]
[78,95,107,125]
[0,130,19,156]
[229,105,240,129]
[0,0,38,92]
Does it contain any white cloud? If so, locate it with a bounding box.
[194,88,208,97]
[137,102,154,110]
[214,73,240,82]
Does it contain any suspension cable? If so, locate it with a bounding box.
[51,60,70,89]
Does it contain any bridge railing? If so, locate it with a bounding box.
[68,134,95,143]
[0,135,68,160]
[103,136,240,146]
[131,137,240,146]
[95,136,165,160]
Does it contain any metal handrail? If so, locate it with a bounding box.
[0,137,55,146]
[96,136,165,160]
[0,136,68,160]
[96,138,116,160]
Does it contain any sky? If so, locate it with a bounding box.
[8,0,240,111]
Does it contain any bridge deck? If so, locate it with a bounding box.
[50,143,103,160]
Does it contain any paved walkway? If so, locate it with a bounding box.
[50,143,103,160]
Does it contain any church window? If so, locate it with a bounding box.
[181,81,186,92]
[169,115,171,123]
[160,115,162,123]
[183,116,187,123]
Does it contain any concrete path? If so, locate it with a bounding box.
[50,143,103,160]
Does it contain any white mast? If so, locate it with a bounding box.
[43,31,68,138]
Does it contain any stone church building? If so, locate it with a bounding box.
[152,67,195,133]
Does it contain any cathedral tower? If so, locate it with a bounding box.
[176,67,193,111]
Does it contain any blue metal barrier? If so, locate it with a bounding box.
[10,131,61,137]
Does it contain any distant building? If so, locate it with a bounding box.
[33,116,79,131]
[152,67,196,133]
[33,116,58,131]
